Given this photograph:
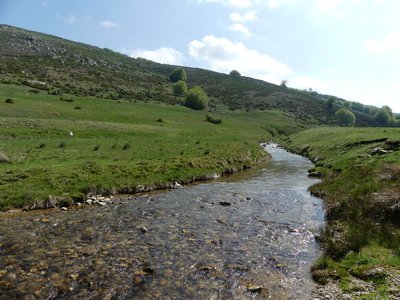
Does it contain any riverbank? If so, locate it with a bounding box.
[0,83,302,210]
[0,143,324,299]
[284,127,400,298]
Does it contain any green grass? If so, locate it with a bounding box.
[0,83,300,209]
[285,127,400,296]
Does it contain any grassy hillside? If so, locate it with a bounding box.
[0,24,337,125]
[285,128,400,297]
[0,83,302,209]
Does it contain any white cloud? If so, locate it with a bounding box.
[124,47,184,65]
[229,23,251,36]
[315,0,342,13]
[197,0,254,8]
[188,35,292,84]
[230,11,256,22]
[267,0,296,9]
[365,32,400,54]
[100,20,119,28]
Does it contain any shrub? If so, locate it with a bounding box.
[5,98,14,104]
[156,118,163,122]
[169,67,187,83]
[93,145,100,151]
[122,143,131,150]
[206,114,222,124]
[326,97,335,110]
[73,105,82,110]
[173,80,187,96]
[335,108,355,127]
[375,108,390,126]
[185,86,208,110]
[229,70,241,77]
[60,96,74,102]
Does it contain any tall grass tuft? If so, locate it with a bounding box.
[0,151,11,163]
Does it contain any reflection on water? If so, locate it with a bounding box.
[0,144,324,299]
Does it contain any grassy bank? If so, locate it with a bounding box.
[285,127,400,297]
[0,83,301,210]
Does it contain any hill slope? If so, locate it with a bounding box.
[0,24,337,125]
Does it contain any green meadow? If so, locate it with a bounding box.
[285,127,400,297]
[0,83,300,209]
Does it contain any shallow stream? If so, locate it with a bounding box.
[0,144,324,299]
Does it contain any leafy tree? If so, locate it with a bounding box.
[184,86,208,110]
[229,70,241,77]
[326,97,335,110]
[374,108,390,126]
[335,108,355,126]
[169,67,187,83]
[280,80,287,88]
[382,105,393,117]
[388,118,397,127]
[173,80,187,96]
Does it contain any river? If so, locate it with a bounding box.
[0,143,324,299]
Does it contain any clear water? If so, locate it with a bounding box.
[0,144,324,299]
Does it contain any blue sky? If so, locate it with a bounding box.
[1,0,399,111]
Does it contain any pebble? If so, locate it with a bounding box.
[61,207,68,211]
[247,284,263,293]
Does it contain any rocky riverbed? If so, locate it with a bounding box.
[0,144,324,299]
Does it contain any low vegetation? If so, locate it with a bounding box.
[285,127,400,297]
[184,86,209,110]
[206,114,222,124]
[0,82,300,210]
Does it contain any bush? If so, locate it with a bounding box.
[173,80,187,96]
[169,67,187,83]
[93,145,100,151]
[229,70,241,77]
[122,143,131,150]
[156,118,163,122]
[206,114,222,124]
[60,96,74,102]
[184,86,208,110]
[375,108,390,126]
[335,108,355,126]
[5,98,14,104]
[73,105,82,110]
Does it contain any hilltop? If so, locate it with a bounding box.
[1,24,337,126]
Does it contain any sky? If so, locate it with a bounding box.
[1,0,399,112]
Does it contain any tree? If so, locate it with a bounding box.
[374,108,390,126]
[326,97,335,110]
[184,86,208,110]
[169,67,187,83]
[335,108,355,126]
[173,80,187,96]
[280,80,287,88]
[229,70,241,77]
[382,105,393,117]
